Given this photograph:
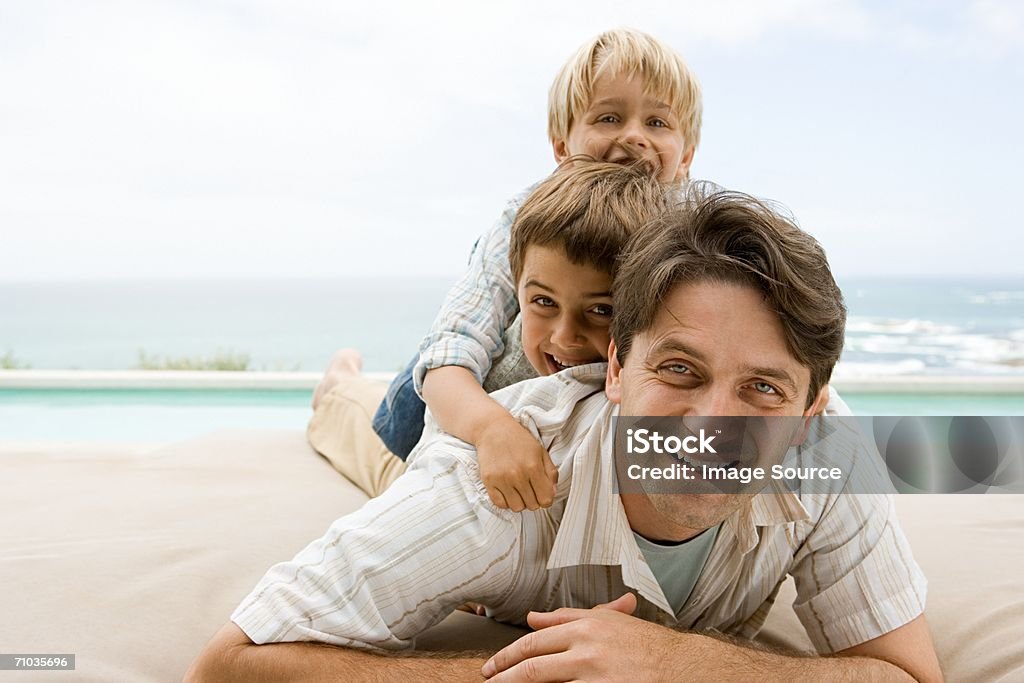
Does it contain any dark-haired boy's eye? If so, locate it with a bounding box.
[532,296,556,308]
[591,304,613,316]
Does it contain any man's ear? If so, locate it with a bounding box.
[792,384,831,445]
[606,339,623,404]
[674,145,696,182]
[552,138,569,164]
[804,384,831,417]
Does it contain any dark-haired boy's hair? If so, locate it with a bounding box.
[508,157,672,283]
[610,183,846,406]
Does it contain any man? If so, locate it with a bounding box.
[187,189,942,682]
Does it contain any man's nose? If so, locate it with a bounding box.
[688,387,745,418]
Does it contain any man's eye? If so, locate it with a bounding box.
[590,304,613,316]
[661,363,690,375]
[532,296,556,307]
[752,382,778,395]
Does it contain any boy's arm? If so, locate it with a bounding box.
[422,366,557,511]
[416,185,557,511]
[413,187,533,396]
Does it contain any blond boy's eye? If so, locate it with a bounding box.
[648,118,668,128]
[597,114,619,123]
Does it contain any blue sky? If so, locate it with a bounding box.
[1,0,1021,280]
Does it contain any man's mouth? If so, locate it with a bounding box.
[675,428,747,472]
[677,452,741,472]
[544,353,597,374]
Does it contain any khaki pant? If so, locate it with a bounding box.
[306,375,407,497]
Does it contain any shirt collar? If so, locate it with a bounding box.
[546,401,673,613]
[545,396,812,614]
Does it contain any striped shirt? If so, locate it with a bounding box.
[412,184,536,395]
[232,365,925,655]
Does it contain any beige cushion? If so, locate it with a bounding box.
[0,430,1021,681]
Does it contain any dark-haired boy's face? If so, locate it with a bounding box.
[517,245,613,376]
[553,72,693,183]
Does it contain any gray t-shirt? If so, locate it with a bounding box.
[482,314,537,392]
[633,524,721,616]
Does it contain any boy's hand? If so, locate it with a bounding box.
[477,417,558,512]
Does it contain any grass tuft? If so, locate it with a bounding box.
[135,348,252,371]
[0,350,30,370]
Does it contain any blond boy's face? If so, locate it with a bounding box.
[517,244,613,376]
[553,72,694,183]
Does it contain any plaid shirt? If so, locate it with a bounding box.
[232,365,924,655]
[412,183,537,395]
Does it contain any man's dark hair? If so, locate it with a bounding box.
[610,184,846,406]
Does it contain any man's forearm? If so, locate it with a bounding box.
[483,607,933,683]
[186,624,488,683]
[672,633,916,683]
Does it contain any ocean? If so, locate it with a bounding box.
[2,276,1023,376]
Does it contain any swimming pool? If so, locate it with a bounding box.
[2,387,1023,443]
[0,389,312,442]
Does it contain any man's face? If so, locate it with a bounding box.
[552,72,694,183]
[606,279,829,541]
[517,244,613,375]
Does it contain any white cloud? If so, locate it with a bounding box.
[0,1,1018,280]
[964,0,1024,55]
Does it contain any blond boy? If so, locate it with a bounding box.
[310,159,672,498]
[313,28,701,510]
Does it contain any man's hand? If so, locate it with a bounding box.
[482,593,933,682]
[482,592,686,681]
[477,416,558,511]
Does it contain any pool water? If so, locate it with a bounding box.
[1,389,1023,442]
[0,389,313,442]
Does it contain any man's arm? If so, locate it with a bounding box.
[185,623,489,683]
[186,442,522,678]
[481,597,942,682]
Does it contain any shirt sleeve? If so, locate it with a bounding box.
[412,185,535,395]
[789,492,927,654]
[231,442,523,650]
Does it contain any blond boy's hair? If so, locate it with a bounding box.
[508,158,673,284]
[547,28,703,155]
